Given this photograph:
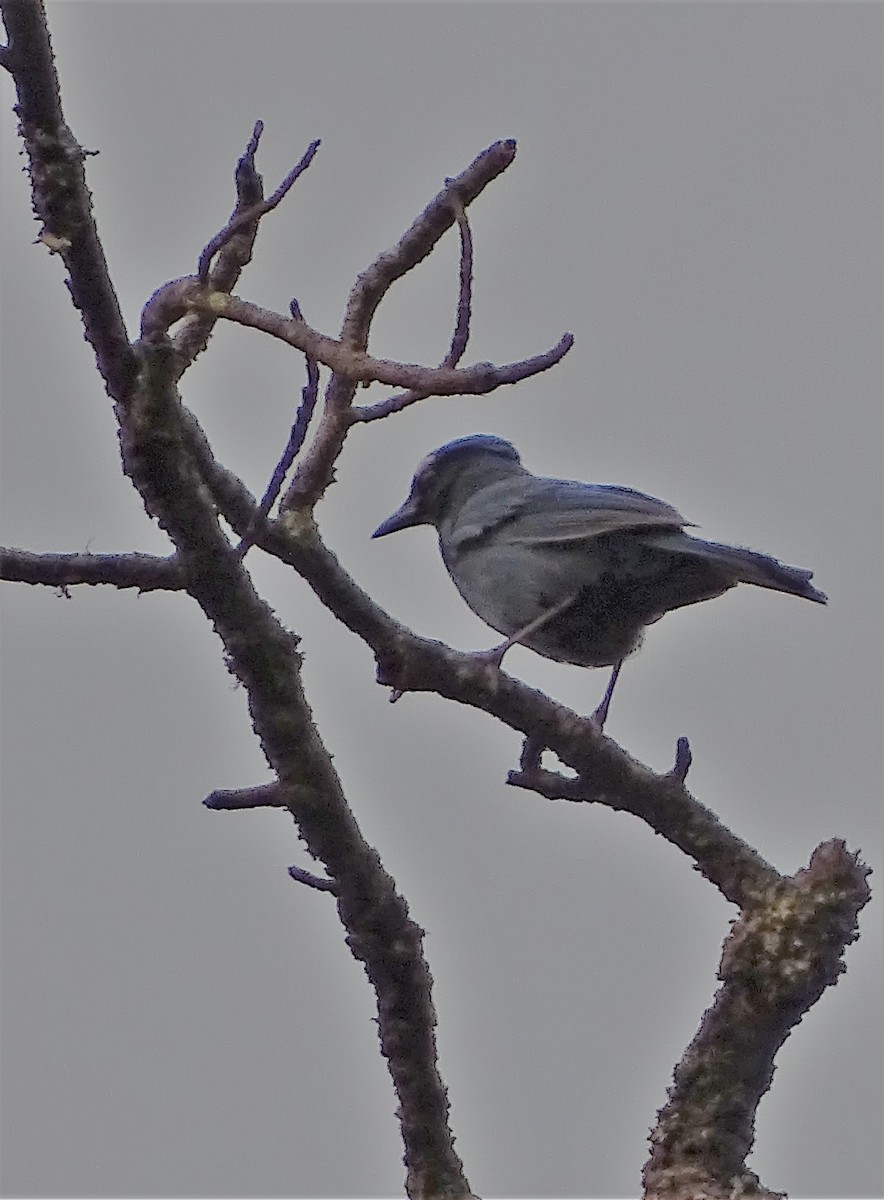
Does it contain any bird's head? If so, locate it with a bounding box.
[371,435,522,537]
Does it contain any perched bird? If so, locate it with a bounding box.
[372,435,827,722]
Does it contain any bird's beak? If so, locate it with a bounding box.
[371,496,424,539]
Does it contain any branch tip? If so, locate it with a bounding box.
[198,135,321,281]
[288,865,338,893]
[668,736,693,784]
[203,783,289,810]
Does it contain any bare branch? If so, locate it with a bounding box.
[0,546,183,592]
[156,130,319,374]
[170,121,267,367]
[204,783,290,809]
[250,516,781,910]
[197,134,320,281]
[139,144,569,519]
[667,735,693,784]
[121,341,471,1199]
[446,202,474,368]
[505,759,778,906]
[643,839,871,1199]
[141,280,574,397]
[341,139,515,350]
[1,0,137,404]
[288,865,338,894]
[236,299,320,557]
[351,202,476,422]
[137,433,790,923]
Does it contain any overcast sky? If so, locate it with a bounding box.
[1,3,882,1197]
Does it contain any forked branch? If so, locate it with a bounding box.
[2,6,870,1197]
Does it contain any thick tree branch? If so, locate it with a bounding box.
[1,0,137,403]
[0,546,183,591]
[643,839,871,1199]
[505,762,780,905]
[4,10,868,1195]
[4,7,474,1192]
[166,418,809,915]
[121,339,471,1200]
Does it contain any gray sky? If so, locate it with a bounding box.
[1,3,882,1197]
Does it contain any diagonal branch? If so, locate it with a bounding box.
[352,201,476,422]
[170,120,268,370]
[121,338,472,1200]
[197,132,320,282]
[4,7,475,1194]
[169,416,805,913]
[235,299,321,558]
[643,839,871,1199]
[1,0,137,404]
[341,139,515,351]
[505,762,781,906]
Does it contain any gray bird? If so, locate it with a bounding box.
[372,435,827,722]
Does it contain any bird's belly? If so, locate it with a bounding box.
[442,540,644,667]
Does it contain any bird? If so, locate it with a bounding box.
[371,435,827,724]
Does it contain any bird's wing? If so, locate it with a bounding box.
[498,479,691,545]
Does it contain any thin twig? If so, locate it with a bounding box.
[445,200,474,367]
[235,300,320,556]
[341,139,515,351]
[352,200,476,422]
[197,136,320,281]
[172,121,266,367]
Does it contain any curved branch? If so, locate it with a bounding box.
[341,139,515,351]
[170,121,268,369]
[351,201,476,422]
[141,279,573,396]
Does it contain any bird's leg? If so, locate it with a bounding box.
[590,661,622,730]
[471,592,582,668]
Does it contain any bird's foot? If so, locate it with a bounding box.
[589,662,622,731]
[467,639,513,670]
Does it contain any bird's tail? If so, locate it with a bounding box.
[647,533,828,604]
